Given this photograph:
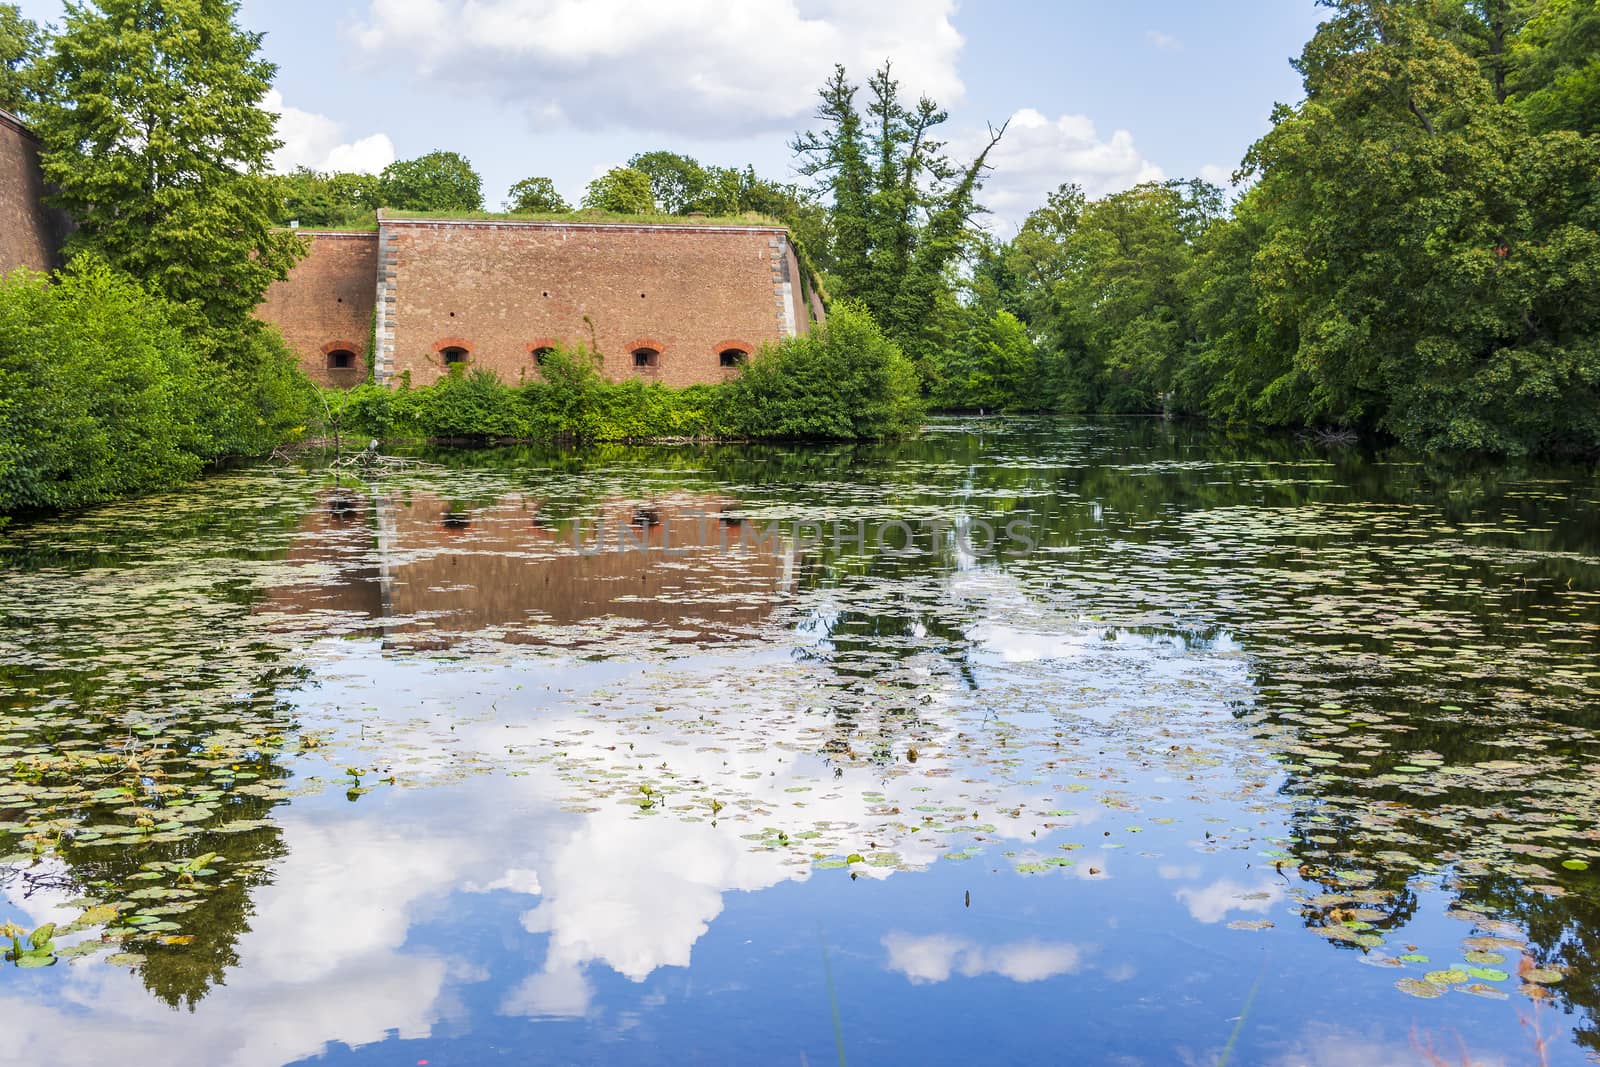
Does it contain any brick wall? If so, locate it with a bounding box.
[256,231,378,387]
[377,216,814,388]
[0,110,69,274]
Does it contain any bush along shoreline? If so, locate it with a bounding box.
[324,303,924,446]
[0,257,314,520]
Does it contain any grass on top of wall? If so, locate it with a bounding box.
[381,208,784,228]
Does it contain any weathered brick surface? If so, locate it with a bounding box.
[380,217,813,388]
[0,110,69,274]
[256,231,378,387]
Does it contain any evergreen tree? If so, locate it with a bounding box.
[792,63,1005,356]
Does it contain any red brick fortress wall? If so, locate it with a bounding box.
[256,231,378,387]
[0,109,70,274]
[374,216,815,388]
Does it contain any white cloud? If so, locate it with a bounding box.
[973,108,1165,233]
[265,90,396,175]
[350,0,965,137]
[1146,31,1182,52]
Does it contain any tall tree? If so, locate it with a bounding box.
[1199,0,1600,453]
[0,3,45,117]
[792,63,1005,354]
[1511,0,1600,133]
[504,175,568,213]
[379,150,483,212]
[581,167,656,214]
[31,0,300,329]
[626,151,710,214]
[273,167,381,228]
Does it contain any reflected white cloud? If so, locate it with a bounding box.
[1176,878,1284,924]
[883,932,1084,984]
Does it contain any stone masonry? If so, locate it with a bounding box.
[257,231,379,387]
[0,108,72,275]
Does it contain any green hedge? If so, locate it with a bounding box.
[0,257,314,516]
[331,303,923,443]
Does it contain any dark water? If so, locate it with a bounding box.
[1,418,1598,1066]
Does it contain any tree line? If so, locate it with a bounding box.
[1,0,1596,519]
[970,0,1600,457]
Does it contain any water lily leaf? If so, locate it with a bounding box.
[1395,978,1445,999]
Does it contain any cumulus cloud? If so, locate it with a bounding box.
[349,0,965,136]
[265,90,396,175]
[972,108,1165,233]
[1146,31,1182,52]
[883,933,1085,985]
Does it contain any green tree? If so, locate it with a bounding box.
[1058,180,1222,412]
[504,175,568,213]
[0,3,45,116]
[626,151,710,214]
[0,258,208,513]
[31,0,301,329]
[1195,0,1600,453]
[274,167,382,228]
[1511,0,1600,133]
[930,309,1041,412]
[792,63,1005,357]
[582,167,656,213]
[379,150,484,212]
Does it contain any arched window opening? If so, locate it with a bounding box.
[531,346,555,366]
[719,348,748,368]
[632,348,660,370]
[441,346,469,366]
[326,349,357,371]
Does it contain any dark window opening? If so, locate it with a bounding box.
[531,346,555,366]
[441,511,472,530]
[719,348,748,368]
[327,349,357,370]
[632,348,660,369]
[441,346,469,365]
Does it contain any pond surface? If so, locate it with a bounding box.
[2,418,1599,1066]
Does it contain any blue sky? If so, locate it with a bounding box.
[14,1,1326,229]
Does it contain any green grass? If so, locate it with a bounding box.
[381,207,783,228]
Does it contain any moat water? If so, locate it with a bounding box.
[2,418,1598,1065]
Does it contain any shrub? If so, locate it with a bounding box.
[328,307,924,445]
[0,259,208,513]
[0,257,316,516]
[725,302,924,439]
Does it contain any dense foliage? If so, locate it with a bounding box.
[0,258,310,514]
[379,150,484,213]
[580,167,657,214]
[969,0,1600,455]
[0,3,43,115]
[276,167,383,229]
[332,305,921,444]
[0,1,315,518]
[504,176,569,213]
[31,0,302,332]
